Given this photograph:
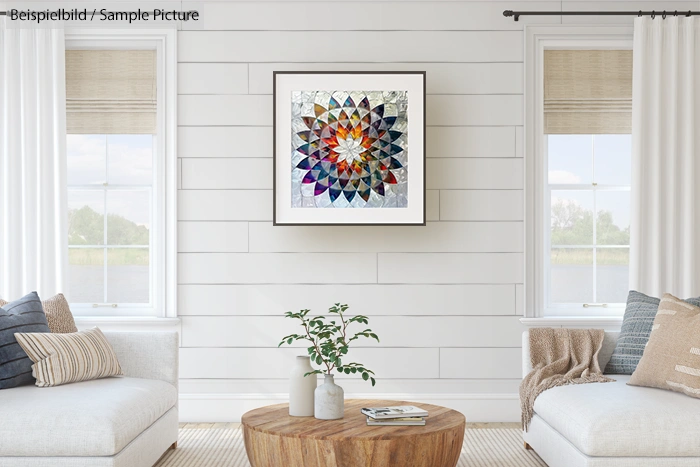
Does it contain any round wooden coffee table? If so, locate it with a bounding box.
[241,399,465,467]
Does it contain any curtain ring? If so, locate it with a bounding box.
[651,10,655,19]
[662,11,666,19]
[687,10,692,17]
[674,10,678,17]
[638,10,642,17]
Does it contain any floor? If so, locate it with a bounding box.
[179,422,522,430]
[155,422,546,467]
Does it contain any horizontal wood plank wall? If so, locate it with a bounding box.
[175,0,562,423]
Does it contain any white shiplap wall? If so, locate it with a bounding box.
[174,0,546,423]
[173,0,693,422]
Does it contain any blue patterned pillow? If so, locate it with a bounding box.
[0,292,50,389]
[605,291,700,374]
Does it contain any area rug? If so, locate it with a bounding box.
[155,425,546,467]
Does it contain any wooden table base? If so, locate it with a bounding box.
[242,400,465,467]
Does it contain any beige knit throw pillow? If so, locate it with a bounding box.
[14,327,123,387]
[629,293,700,398]
[0,293,77,333]
[41,293,78,333]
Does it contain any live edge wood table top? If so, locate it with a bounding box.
[241,399,466,467]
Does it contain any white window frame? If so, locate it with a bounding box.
[65,29,177,319]
[523,25,632,321]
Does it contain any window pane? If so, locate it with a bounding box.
[68,191,104,245]
[551,191,593,245]
[106,191,150,245]
[67,135,106,185]
[108,135,153,185]
[68,248,104,303]
[594,135,631,185]
[106,248,149,303]
[550,248,593,303]
[548,135,592,184]
[596,191,630,245]
[597,248,630,303]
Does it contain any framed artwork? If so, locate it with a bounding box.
[273,71,426,225]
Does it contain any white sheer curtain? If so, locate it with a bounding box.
[0,20,68,300]
[630,17,700,297]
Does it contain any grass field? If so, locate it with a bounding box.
[551,248,629,265]
[68,248,149,266]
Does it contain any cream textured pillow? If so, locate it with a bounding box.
[629,293,700,398]
[41,294,78,333]
[14,327,123,387]
[0,293,77,333]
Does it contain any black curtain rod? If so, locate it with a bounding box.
[504,10,700,21]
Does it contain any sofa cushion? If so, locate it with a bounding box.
[40,293,78,333]
[0,293,78,333]
[533,375,700,457]
[0,292,51,389]
[16,327,123,387]
[605,291,700,375]
[0,377,177,456]
[629,294,700,399]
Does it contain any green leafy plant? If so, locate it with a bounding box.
[278,303,379,386]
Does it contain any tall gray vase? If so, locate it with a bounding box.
[314,374,344,420]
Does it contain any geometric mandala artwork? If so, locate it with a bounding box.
[274,71,425,225]
[291,91,408,208]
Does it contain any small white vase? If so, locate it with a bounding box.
[314,374,344,420]
[289,356,317,417]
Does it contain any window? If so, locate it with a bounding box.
[67,134,154,308]
[64,30,177,317]
[524,27,634,318]
[547,134,631,311]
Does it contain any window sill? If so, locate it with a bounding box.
[520,316,622,330]
[74,316,181,332]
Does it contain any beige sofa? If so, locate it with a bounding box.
[523,331,700,467]
[0,332,179,467]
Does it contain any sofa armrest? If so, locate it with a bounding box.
[103,332,179,390]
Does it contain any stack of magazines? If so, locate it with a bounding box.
[361,405,428,426]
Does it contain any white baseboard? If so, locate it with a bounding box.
[179,392,520,423]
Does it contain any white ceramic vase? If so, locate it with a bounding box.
[289,356,316,417]
[314,374,344,420]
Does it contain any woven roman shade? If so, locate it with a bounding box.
[66,50,156,134]
[544,50,632,134]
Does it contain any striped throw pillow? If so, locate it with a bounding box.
[629,294,700,398]
[1,293,77,334]
[15,327,123,387]
[0,292,51,389]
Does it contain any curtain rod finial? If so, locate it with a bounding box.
[502,10,519,21]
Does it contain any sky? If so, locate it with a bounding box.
[67,134,153,228]
[548,134,631,231]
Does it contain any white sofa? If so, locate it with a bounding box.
[523,331,700,467]
[0,331,179,467]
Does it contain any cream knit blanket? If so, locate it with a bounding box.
[520,328,615,431]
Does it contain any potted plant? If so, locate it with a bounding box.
[279,303,379,420]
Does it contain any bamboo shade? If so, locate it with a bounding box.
[544,50,632,134]
[66,50,156,134]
